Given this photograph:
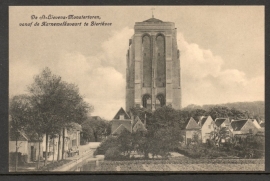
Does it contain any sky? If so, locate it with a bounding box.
[9,6,264,120]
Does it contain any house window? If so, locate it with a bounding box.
[208,125,211,129]
[119,115,124,120]
[249,129,253,134]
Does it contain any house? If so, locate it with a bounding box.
[46,122,82,160]
[230,119,259,136]
[197,116,215,143]
[251,119,262,129]
[111,107,132,135]
[9,130,43,163]
[111,107,146,135]
[213,118,233,143]
[214,118,230,129]
[182,117,201,145]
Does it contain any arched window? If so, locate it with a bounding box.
[156,35,166,87]
[142,94,151,109]
[156,94,165,108]
[142,35,151,87]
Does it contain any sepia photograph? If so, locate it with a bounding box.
[9,6,265,172]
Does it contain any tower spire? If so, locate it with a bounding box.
[151,8,155,18]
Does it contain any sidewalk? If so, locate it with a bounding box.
[9,142,101,172]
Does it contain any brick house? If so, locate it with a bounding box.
[111,107,132,135]
[182,117,201,145]
[111,107,146,135]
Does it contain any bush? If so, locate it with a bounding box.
[104,147,123,160]
[94,136,118,156]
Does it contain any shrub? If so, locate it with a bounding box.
[94,136,118,156]
[104,147,123,160]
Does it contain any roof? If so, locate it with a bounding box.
[133,116,141,127]
[9,130,28,141]
[112,124,130,135]
[133,117,147,132]
[91,116,102,121]
[184,117,201,130]
[215,118,228,127]
[143,17,163,23]
[200,117,208,126]
[113,107,130,120]
[231,120,248,131]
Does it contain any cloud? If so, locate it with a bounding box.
[177,32,264,106]
[9,27,264,120]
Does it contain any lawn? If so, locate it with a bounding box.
[81,158,264,172]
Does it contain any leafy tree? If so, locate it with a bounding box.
[9,95,32,171]
[27,67,92,165]
[81,118,110,142]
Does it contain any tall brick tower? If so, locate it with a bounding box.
[126,17,181,112]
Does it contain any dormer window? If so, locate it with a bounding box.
[119,115,124,120]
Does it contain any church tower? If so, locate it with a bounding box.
[126,17,181,112]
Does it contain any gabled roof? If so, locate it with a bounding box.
[215,118,228,127]
[113,107,130,120]
[133,116,142,127]
[200,117,208,126]
[185,117,201,130]
[231,120,248,131]
[9,130,28,141]
[133,117,147,132]
[143,17,163,23]
[112,124,130,135]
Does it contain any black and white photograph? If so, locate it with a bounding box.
[8,6,265,172]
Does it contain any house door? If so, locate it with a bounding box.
[30,146,35,161]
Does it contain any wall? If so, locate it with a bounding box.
[201,118,215,143]
[9,141,28,154]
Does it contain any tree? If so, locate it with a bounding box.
[81,118,110,142]
[27,67,92,165]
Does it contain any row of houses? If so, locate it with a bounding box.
[182,116,265,145]
[9,121,81,163]
[111,107,265,145]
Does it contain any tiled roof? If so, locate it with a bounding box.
[231,120,248,131]
[112,124,130,135]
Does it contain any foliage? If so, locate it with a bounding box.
[94,136,119,156]
[183,101,264,120]
[104,147,123,160]
[81,118,111,142]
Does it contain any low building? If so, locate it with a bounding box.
[230,119,259,136]
[111,107,146,135]
[182,117,201,145]
[197,116,215,143]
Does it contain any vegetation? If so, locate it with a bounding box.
[81,118,111,143]
[176,133,265,159]
[9,67,93,169]
[183,101,264,120]
[95,104,264,161]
